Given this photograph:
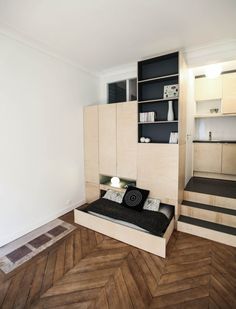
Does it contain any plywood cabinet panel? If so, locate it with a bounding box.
[117,101,137,179]
[99,104,117,176]
[222,144,236,175]
[193,143,222,173]
[137,144,178,205]
[85,182,100,203]
[222,72,236,114]
[84,106,99,183]
[195,76,222,101]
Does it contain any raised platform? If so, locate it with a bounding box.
[185,176,236,199]
[178,176,236,246]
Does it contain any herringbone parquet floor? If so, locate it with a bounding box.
[0,211,235,309]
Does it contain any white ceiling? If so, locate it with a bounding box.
[0,0,236,73]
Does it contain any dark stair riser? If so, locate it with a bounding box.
[178,215,236,236]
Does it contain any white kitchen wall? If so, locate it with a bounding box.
[195,117,236,140]
[0,34,99,247]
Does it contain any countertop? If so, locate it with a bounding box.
[193,140,236,144]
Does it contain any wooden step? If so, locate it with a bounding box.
[184,190,236,210]
[177,215,236,247]
[181,200,236,228]
[185,177,236,199]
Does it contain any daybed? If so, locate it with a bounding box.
[74,197,175,258]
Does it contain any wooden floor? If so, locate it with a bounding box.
[0,212,236,309]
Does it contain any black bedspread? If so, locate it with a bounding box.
[83,198,173,236]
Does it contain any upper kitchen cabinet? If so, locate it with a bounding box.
[195,76,222,101]
[222,72,236,114]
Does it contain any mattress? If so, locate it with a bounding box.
[83,198,174,236]
[88,211,150,233]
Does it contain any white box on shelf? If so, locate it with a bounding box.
[164,84,178,99]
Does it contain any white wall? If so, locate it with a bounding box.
[0,34,99,247]
[195,117,236,140]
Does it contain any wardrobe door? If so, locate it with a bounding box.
[84,105,99,183]
[117,101,137,179]
[99,104,117,176]
[137,144,179,205]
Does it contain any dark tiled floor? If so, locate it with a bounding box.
[48,225,67,237]
[29,234,51,248]
[6,245,32,263]
[185,176,236,198]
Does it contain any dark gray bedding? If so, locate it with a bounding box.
[83,198,174,236]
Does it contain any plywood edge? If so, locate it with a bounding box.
[184,191,236,210]
[181,205,236,228]
[163,217,175,245]
[74,209,168,258]
[177,221,236,247]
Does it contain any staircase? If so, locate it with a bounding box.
[177,177,236,247]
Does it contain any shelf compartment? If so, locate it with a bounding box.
[138,121,178,144]
[138,97,178,104]
[138,120,178,124]
[139,100,178,122]
[138,74,179,83]
[138,76,178,102]
[194,113,236,118]
[138,52,179,80]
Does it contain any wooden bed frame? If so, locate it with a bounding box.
[74,205,175,258]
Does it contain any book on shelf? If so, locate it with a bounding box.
[139,112,156,122]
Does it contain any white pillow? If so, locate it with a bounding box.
[103,189,124,203]
[143,198,160,212]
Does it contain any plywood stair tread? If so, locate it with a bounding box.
[182,200,236,216]
[178,215,236,236]
[185,176,236,199]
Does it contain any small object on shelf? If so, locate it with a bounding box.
[111,176,120,187]
[169,132,178,144]
[144,138,151,143]
[167,100,174,121]
[140,137,146,143]
[210,108,219,113]
[209,131,212,141]
[139,112,156,122]
[164,84,179,99]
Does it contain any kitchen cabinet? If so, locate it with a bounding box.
[222,72,236,114]
[222,144,236,175]
[193,143,222,173]
[195,76,222,101]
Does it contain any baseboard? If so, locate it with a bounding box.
[0,199,85,248]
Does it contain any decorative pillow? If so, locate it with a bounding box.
[158,204,173,219]
[122,186,149,211]
[103,189,124,204]
[143,198,160,212]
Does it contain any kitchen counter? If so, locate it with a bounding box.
[193,140,236,144]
